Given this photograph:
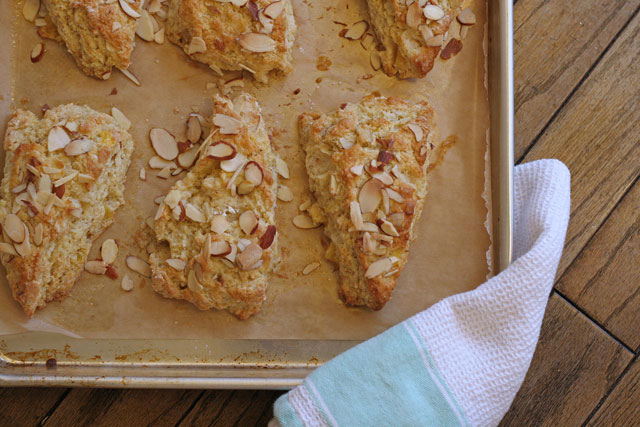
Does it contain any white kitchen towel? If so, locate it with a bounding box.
[273,159,571,427]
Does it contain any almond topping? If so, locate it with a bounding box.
[380,219,400,237]
[264,1,284,19]
[275,156,290,179]
[407,123,424,141]
[139,168,146,180]
[117,67,141,86]
[208,239,231,257]
[187,269,202,291]
[457,8,476,25]
[210,215,229,234]
[111,107,131,130]
[406,1,422,28]
[389,212,405,227]
[220,153,246,173]
[302,262,320,275]
[236,242,263,270]
[33,223,43,245]
[148,156,177,170]
[150,128,179,160]
[244,161,264,185]
[119,0,141,18]
[185,203,205,222]
[166,258,186,270]
[177,145,200,169]
[187,36,207,54]
[14,224,31,257]
[0,242,18,256]
[213,114,242,135]
[426,35,444,47]
[101,239,118,264]
[419,24,434,42]
[236,181,255,195]
[365,257,393,278]
[350,201,364,230]
[237,32,276,52]
[259,225,276,249]
[126,255,151,277]
[136,9,154,41]
[363,231,375,253]
[344,20,369,40]
[350,164,364,176]
[53,171,78,187]
[358,180,382,213]
[30,42,45,63]
[4,214,26,243]
[293,214,318,229]
[277,185,293,202]
[239,210,259,235]
[423,4,445,20]
[47,126,70,152]
[360,222,379,233]
[186,114,202,143]
[85,260,107,275]
[370,51,382,71]
[23,0,40,21]
[386,188,405,203]
[372,171,393,186]
[154,28,165,44]
[64,137,93,156]
[121,274,134,291]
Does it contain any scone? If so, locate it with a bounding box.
[41,0,141,79]
[149,93,279,319]
[299,93,437,310]
[367,0,461,78]
[165,0,296,83]
[0,104,134,316]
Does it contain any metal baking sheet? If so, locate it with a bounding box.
[0,0,512,389]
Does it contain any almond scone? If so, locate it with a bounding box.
[367,0,461,78]
[149,93,279,319]
[299,93,437,310]
[165,0,296,83]
[40,0,141,79]
[0,104,134,316]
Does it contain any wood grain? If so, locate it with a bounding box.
[521,11,640,277]
[513,0,640,159]
[557,179,640,350]
[0,387,66,426]
[587,357,640,426]
[178,390,278,426]
[43,388,202,426]
[499,293,633,426]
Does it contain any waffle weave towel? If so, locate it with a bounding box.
[273,159,571,427]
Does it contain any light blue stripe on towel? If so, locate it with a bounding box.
[276,321,466,427]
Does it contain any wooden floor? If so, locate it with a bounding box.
[2,0,640,425]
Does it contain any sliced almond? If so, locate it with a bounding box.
[139,167,147,181]
[380,219,400,237]
[365,257,393,278]
[14,224,31,257]
[350,164,364,176]
[244,161,263,185]
[275,156,290,179]
[177,145,200,169]
[210,215,229,234]
[263,1,284,19]
[302,262,320,275]
[166,258,186,270]
[101,239,118,264]
[239,210,259,235]
[150,128,178,160]
[206,141,237,160]
[236,242,263,270]
[277,185,293,202]
[457,8,476,25]
[78,173,95,183]
[185,203,205,222]
[186,114,202,143]
[148,156,177,170]
[360,33,375,50]
[126,255,151,277]
[213,114,242,135]
[136,9,154,41]
[53,171,78,187]
[33,222,43,246]
[258,11,274,34]
[12,183,27,194]
[237,32,276,52]
[163,189,181,209]
[371,232,394,243]
[292,214,318,229]
[423,4,445,20]
[259,225,276,249]
[350,201,364,230]
[111,107,131,130]
[30,42,45,63]
[237,238,251,252]
[418,24,433,42]
[236,181,255,195]
[47,126,70,152]
[187,269,202,292]
[386,188,405,203]
[85,260,107,275]
[210,239,232,257]
[425,34,444,47]
[360,222,379,233]
[231,0,249,5]
[153,28,165,44]
[406,1,422,28]
[4,214,26,243]
[23,0,40,21]
[370,51,382,72]
[64,137,93,156]
[372,171,393,186]
[358,180,382,213]
[381,187,390,214]
[460,25,470,40]
[119,0,141,18]
[344,20,369,40]
[117,67,141,86]
[121,274,134,291]
[0,242,18,256]
[389,212,406,227]
[187,36,207,54]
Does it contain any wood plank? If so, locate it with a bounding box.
[520,12,640,277]
[557,179,640,350]
[44,388,202,426]
[587,357,640,426]
[178,390,279,426]
[499,293,633,426]
[0,387,67,426]
[513,0,640,159]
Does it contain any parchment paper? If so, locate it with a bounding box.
[0,0,490,340]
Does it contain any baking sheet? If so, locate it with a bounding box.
[0,0,490,341]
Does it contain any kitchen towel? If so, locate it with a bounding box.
[273,159,571,427]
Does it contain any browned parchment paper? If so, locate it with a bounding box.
[0,0,490,340]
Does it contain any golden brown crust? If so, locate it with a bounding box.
[165,0,296,83]
[0,104,134,316]
[43,0,140,78]
[367,0,460,78]
[149,93,278,319]
[299,93,437,310]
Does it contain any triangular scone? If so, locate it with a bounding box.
[42,0,140,79]
[367,0,461,78]
[150,94,279,319]
[299,93,437,310]
[165,0,296,83]
[0,104,134,316]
